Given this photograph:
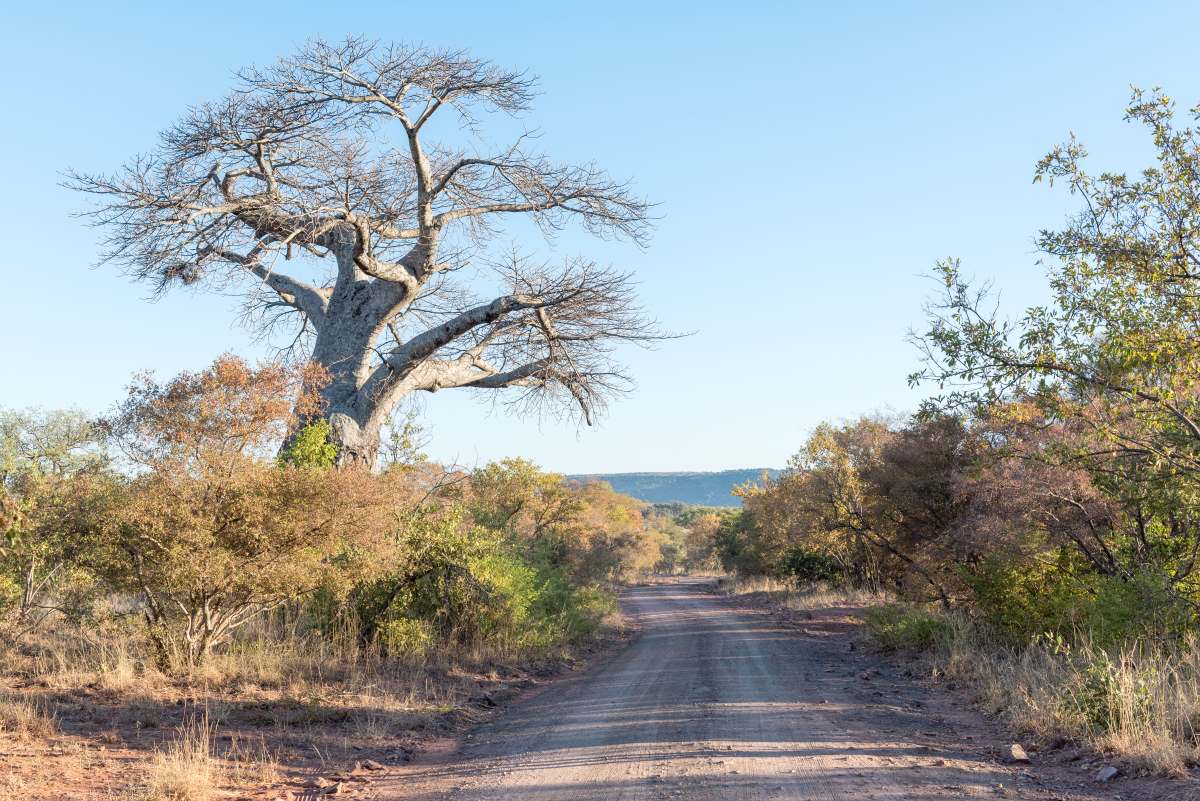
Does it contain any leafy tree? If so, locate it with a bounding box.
[465,460,665,582]
[353,463,653,653]
[0,409,107,637]
[913,88,1200,620]
[92,357,390,670]
[734,414,967,605]
[679,510,724,572]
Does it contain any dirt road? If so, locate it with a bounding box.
[380,579,1108,801]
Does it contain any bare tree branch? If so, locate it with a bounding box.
[69,37,661,468]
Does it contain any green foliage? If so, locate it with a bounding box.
[779,547,843,583]
[279,420,338,468]
[964,554,1195,647]
[0,408,107,636]
[377,616,435,656]
[1070,650,1127,734]
[861,604,955,651]
[713,511,762,574]
[354,503,617,655]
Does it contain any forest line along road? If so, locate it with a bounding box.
[376,578,1113,801]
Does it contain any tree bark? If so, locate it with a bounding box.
[327,408,384,470]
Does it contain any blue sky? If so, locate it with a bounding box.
[1,1,1195,472]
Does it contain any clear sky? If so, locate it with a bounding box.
[1,1,1195,473]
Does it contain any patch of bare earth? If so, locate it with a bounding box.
[0,627,632,801]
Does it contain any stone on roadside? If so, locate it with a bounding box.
[1009,744,1030,763]
[1095,765,1119,782]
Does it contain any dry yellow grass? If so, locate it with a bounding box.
[2,598,616,800]
[136,716,219,801]
[0,690,57,738]
[222,732,279,787]
[721,575,890,610]
[916,617,1200,775]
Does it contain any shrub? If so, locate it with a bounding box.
[778,547,843,583]
[278,419,338,468]
[0,408,107,637]
[84,464,390,671]
[965,556,1195,647]
[861,604,955,651]
[353,504,617,655]
[81,357,399,671]
[377,617,435,656]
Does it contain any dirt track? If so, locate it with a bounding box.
[379,579,1111,801]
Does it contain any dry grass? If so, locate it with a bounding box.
[721,575,890,610]
[0,689,57,738]
[1,601,614,800]
[11,619,166,696]
[888,609,1200,776]
[136,716,219,801]
[222,732,279,787]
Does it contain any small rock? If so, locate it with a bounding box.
[1095,765,1119,782]
[305,777,334,789]
[1010,744,1030,763]
[323,781,346,795]
[362,759,384,771]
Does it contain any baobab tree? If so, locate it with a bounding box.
[70,37,659,468]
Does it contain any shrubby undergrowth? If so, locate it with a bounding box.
[0,357,670,678]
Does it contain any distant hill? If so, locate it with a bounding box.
[566,469,779,507]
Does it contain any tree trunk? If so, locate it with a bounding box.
[299,244,402,471]
[328,409,383,470]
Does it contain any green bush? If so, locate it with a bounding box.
[378,617,434,656]
[352,507,615,655]
[965,556,1194,647]
[278,420,338,468]
[861,604,955,651]
[777,547,843,583]
[525,571,616,646]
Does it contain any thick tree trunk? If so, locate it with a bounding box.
[310,316,394,470]
[296,243,404,471]
[327,408,383,470]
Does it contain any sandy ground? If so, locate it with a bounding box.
[372,579,1132,801]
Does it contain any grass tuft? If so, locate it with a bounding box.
[136,716,219,801]
[0,690,57,738]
